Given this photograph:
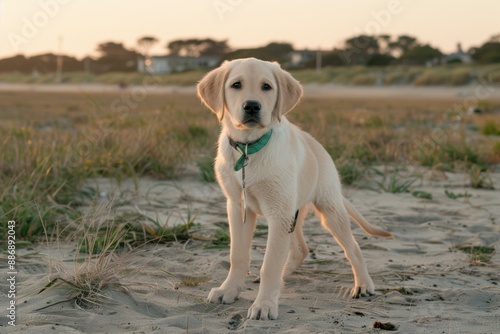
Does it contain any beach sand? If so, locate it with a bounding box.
[2,168,499,333]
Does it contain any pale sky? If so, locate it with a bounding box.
[0,0,499,59]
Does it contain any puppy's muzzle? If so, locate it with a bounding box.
[242,100,261,125]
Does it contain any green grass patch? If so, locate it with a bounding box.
[444,189,472,199]
[457,245,495,264]
[207,226,230,249]
[197,156,216,183]
[415,140,484,170]
[414,68,471,86]
[468,164,495,189]
[412,190,432,200]
[481,121,500,136]
[371,169,416,193]
[337,160,365,185]
[122,214,197,245]
[254,224,269,238]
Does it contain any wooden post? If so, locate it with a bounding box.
[316,47,321,73]
[56,36,63,83]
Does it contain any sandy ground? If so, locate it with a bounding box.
[1,168,499,333]
[1,82,500,101]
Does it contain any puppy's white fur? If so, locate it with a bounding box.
[197,58,393,320]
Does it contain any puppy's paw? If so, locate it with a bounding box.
[351,277,375,298]
[207,285,241,304]
[247,299,279,320]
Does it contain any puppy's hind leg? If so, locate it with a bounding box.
[315,200,375,298]
[283,205,309,278]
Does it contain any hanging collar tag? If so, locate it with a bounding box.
[228,130,272,224]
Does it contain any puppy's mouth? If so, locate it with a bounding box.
[240,115,262,128]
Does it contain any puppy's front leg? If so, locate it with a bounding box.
[248,214,291,320]
[208,199,256,304]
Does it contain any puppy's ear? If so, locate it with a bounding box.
[272,63,303,121]
[197,61,230,121]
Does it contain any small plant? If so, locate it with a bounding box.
[178,275,210,287]
[371,169,416,193]
[254,224,269,238]
[161,270,210,288]
[456,245,495,265]
[494,142,500,157]
[415,140,484,169]
[364,115,384,128]
[398,287,413,295]
[208,227,230,249]
[378,176,415,193]
[115,211,196,245]
[337,160,365,185]
[445,189,472,199]
[440,142,480,166]
[412,190,432,200]
[38,204,139,310]
[481,121,500,136]
[79,223,129,254]
[469,164,494,189]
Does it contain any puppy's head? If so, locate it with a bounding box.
[197,58,303,133]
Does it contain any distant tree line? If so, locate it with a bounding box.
[0,33,499,74]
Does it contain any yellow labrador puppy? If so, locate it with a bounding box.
[197,58,393,320]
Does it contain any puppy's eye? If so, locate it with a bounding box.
[262,83,272,91]
[231,82,242,89]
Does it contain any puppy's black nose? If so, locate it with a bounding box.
[243,100,261,115]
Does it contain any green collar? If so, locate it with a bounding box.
[228,129,273,171]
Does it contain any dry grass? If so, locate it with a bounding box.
[2,64,500,87]
[0,70,207,86]
[290,64,500,86]
[1,90,499,244]
[0,90,217,243]
[38,202,147,309]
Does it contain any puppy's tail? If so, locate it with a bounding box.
[343,198,394,238]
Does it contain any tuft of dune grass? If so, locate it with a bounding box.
[38,201,150,309]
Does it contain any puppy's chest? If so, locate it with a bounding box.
[227,164,268,216]
[243,188,263,216]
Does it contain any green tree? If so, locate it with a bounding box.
[224,42,293,63]
[137,36,159,58]
[342,35,380,65]
[470,36,500,64]
[377,34,393,55]
[389,35,418,57]
[167,39,229,57]
[367,53,395,66]
[400,44,442,65]
[96,42,138,72]
[320,49,347,67]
